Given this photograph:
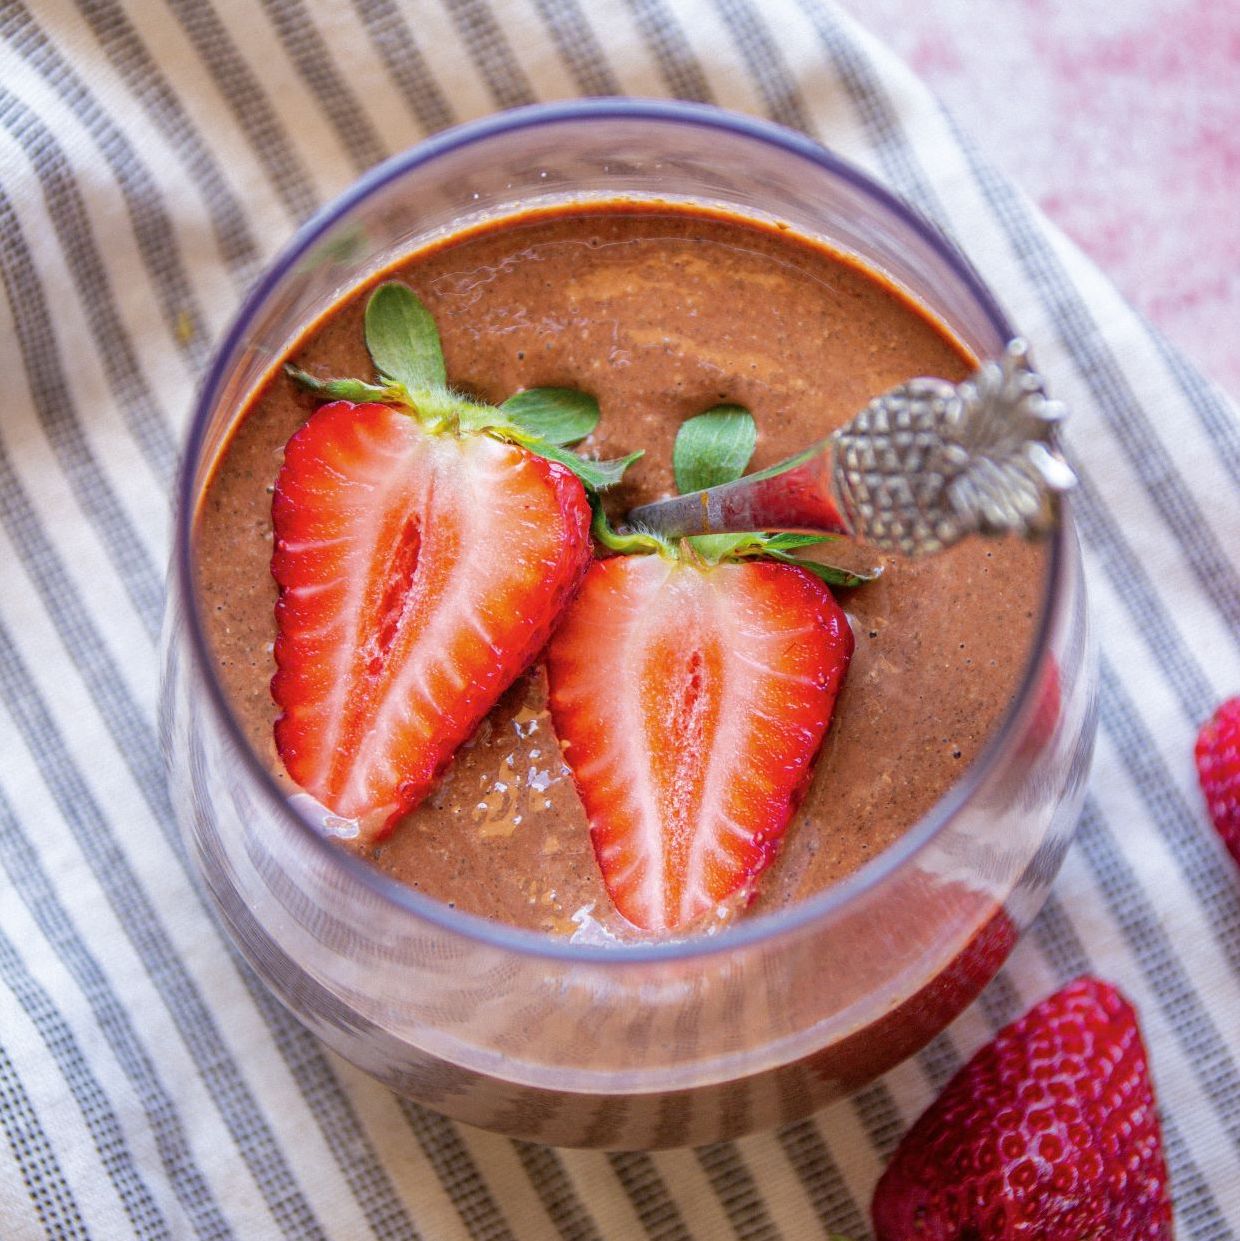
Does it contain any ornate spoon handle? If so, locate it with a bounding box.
[624,340,1077,556]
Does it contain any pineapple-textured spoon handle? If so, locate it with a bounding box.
[624,340,1077,556]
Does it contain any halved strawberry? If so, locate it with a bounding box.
[545,554,853,932]
[272,400,591,840]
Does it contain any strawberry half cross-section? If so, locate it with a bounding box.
[272,401,592,842]
[546,554,853,933]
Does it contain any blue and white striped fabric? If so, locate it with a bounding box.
[2,1,1238,1237]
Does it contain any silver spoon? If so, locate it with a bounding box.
[624,340,1076,556]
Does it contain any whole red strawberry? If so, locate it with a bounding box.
[872,977,1172,1239]
[1196,695,1240,867]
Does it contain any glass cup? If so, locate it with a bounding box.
[161,99,1097,1149]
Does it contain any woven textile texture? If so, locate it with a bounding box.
[1,1,1238,1237]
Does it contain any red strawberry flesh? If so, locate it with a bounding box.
[1196,695,1240,867]
[546,555,852,932]
[872,975,1172,1239]
[271,401,591,840]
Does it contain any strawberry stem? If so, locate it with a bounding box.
[283,367,405,406]
[591,500,669,556]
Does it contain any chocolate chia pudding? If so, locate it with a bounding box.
[194,201,1045,939]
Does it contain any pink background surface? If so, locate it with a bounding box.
[836,0,1240,399]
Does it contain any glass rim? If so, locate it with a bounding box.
[174,97,1067,965]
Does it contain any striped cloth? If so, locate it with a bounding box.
[1,0,1238,1237]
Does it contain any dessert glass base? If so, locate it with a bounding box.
[161,100,1096,1149]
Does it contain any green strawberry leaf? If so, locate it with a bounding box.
[364,281,447,392]
[285,366,405,405]
[500,387,600,445]
[764,547,879,588]
[673,405,757,494]
[760,532,838,550]
[514,439,643,492]
[688,533,757,562]
[796,560,878,588]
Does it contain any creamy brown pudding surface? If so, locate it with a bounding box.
[196,202,1045,937]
